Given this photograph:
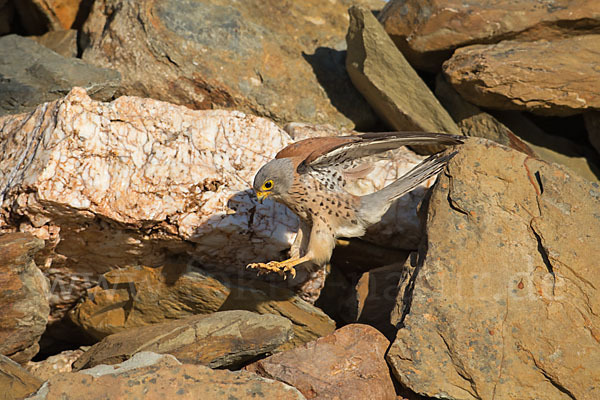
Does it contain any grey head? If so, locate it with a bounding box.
[252,158,295,203]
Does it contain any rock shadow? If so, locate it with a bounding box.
[302,47,380,130]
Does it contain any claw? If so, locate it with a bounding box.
[246,261,297,279]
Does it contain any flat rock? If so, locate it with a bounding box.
[493,110,600,183]
[346,6,461,154]
[72,310,293,370]
[435,74,535,155]
[435,74,600,183]
[26,352,306,400]
[69,264,335,349]
[0,34,120,116]
[379,0,600,71]
[0,88,438,319]
[80,0,383,130]
[30,29,78,58]
[0,354,44,400]
[246,324,396,400]
[443,35,600,116]
[387,138,600,399]
[0,233,49,363]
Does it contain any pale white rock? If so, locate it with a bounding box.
[0,88,432,318]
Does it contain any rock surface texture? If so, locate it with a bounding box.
[79,0,383,130]
[72,310,293,370]
[0,88,436,319]
[0,233,50,363]
[379,0,600,71]
[26,352,307,400]
[69,264,335,348]
[443,35,600,116]
[346,6,461,153]
[0,34,120,117]
[0,354,44,400]
[435,74,600,183]
[387,138,600,399]
[25,349,85,381]
[246,324,396,400]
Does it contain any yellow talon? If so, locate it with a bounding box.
[246,256,310,279]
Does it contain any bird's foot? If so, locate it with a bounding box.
[246,260,297,279]
[246,256,312,279]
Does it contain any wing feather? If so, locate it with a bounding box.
[305,132,463,169]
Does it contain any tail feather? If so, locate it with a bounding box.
[359,151,457,224]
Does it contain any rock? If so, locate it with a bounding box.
[443,35,600,116]
[345,6,461,154]
[72,310,293,370]
[0,233,49,363]
[379,0,600,71]
[387,138,600,399]
[31,29,78,58]
[69,264,334,348]
[435,74,600,182]
[13,0,83,34]
[435,74,535,155]
[340,263,405,339]
[0,89,440,319]
[26,352,307,400]
[25,349,85,381]
[79,0,383,130]
[0,34,120,116]
[246,324,396,400]
[0,354,44,400]
[584,111,600,155]
[493,110,600,183]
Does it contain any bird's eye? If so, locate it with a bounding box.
[262,180,273,190]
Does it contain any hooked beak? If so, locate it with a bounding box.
[255,191,270,204]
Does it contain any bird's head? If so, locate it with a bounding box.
[252,158,294,203]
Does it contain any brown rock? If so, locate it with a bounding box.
[0,233,49,363]
[387,138,600,399]
[25,349,84,381]
[346,6,461,154]
[246,324,396,400]
[435,74,600,182]
[443,35,600,116]
[379,0,600,71]
[0,354,43,400]
[13,0,83,34]
[69,264,335,348]
[26,352,307,400]
[31,29,78,58]
[72,310,293,370]
[435,74,535,155]
[494,110,600,183]
[80,0,382,130]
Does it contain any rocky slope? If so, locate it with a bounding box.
[1,0,599,399]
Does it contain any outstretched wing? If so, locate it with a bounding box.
[304,132,463,169]
[279,132,463,194]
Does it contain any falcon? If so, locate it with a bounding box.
[247,132,463,278]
